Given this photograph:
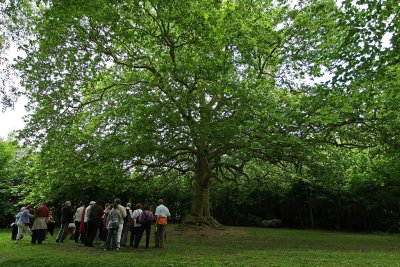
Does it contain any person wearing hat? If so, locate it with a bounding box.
[56,201,73,243]
[85,200,104,247]
[31,202,50,244]
[114,198,127,249]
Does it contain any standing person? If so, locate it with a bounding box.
[120,202,132,247]
[15,205,34,244]
[46,209,55,237]
[131,203,143,248]
[104,203,122,250]
[136,204,154,249]
[56,201,74,243]
[80,201,93,244]
[12,208,24,241]
[31,202,50,244]
[101,203,112,242]
[85,201,104,247]
[73,201,85,243]
[154,199,170,248]
[114,198,127,249]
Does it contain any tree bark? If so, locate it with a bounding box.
[190,143,211,217]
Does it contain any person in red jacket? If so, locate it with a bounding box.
[31,202,50,244]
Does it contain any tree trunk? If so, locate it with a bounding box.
[191,144,211,217]
[182,139,222,229]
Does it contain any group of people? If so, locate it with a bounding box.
[13,202,55,245]
[13,198,171,250]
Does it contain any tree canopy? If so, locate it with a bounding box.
[2,0,399,227]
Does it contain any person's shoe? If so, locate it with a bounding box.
[116,247,120,251]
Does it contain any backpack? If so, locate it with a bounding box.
[15,212,22,223]
[124,208,131,224]
[135,210,142,224]
[139,210,149,224]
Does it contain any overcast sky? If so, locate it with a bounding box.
[0,96,27,139]
[0,41,27,140]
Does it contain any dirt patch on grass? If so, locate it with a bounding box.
[173,225,249,238]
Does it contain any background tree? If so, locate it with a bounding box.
[0,139,24,226]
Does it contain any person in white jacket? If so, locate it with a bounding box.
[131,203,143,248]
[114,198,127,249]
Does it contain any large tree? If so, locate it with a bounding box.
[10,0,341,223]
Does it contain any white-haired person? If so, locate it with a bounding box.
[154,199,170,248]
[15,205,34,244]
[114,198,127,249]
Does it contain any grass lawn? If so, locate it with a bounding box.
[1,225,399,266]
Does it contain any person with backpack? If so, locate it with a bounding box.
[104,202,122,250]
[135,204,154,249]
[154,199,170,248]
[131,203,143,248]
[12,207,25,241]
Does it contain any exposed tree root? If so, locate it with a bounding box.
[180,215,224,230]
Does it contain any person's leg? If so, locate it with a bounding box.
[145,224,151,248]
[158,224,166,248]
[121,223,129,246]
[105,228,112,250]
[80,222,87,243]
[154,224,160,248]
[12,224,18,240]
[37,229,46,244]
[60,223,69,242]
[92,219,99,246]
[134,226,144,248]
[56,224,64,242]
[74,221,80,242]
[129,225,135,246]
[112,228,118,249]
[31,229,38,244]
[23,224,33,237]
[116,223,123,248]
[48,222,54,236]
[86,219,96,246]
[16,222,24,243]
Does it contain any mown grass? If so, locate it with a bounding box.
[1,225,399,266]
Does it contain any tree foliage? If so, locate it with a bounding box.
[6,0,344,221]
[3,0,400,229]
